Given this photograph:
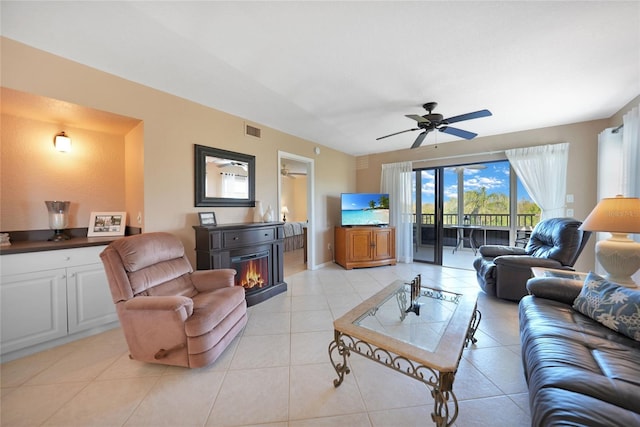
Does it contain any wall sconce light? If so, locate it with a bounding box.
[54,131,71,152]
[580,195,640,287]
[281,206,289,222]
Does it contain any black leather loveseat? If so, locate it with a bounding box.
[519,276,640,426]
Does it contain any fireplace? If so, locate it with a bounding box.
[232,251,270,293]
[193,223,287,306]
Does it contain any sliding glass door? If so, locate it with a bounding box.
[412,168,442,264]
[412,161,541,267]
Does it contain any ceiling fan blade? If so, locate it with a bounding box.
[411,130,430,149]
[443,109,492,124]
[405,114,430,124]
[376,127,419,140]
[439,126,477,140]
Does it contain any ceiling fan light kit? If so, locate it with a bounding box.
[281,163,306,179]
[377,102,492,149]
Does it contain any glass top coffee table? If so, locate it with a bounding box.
[328,275,481,427]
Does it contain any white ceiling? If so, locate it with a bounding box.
[2,1,639,156]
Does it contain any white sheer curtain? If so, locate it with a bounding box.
[598,128,624,199]
[622,104,640,250]
[506,142,570,220]
[595,104,639,280]
[381,161,413,263]
[622,104,640,201]
[596,128,624,276]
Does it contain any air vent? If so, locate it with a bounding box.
[245,124,261,138]
[356,156,369,170]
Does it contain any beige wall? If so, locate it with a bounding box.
[281,176,308,222]
[0,37,355,267]
[609,95,640,127]
[1,113,129,230]
[124,122,145,229]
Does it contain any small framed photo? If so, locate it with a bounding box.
[198,212,217,226]
[88,212,127,237]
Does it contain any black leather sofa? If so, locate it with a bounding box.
[519,277,640,426]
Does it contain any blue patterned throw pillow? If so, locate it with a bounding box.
[573,272,640,341]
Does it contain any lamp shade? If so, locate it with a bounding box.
[54,131,72,152]
[580,195,640,234]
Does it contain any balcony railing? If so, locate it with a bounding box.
[414,213,539,228]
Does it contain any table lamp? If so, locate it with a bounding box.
[281,206,289,222]
[579,195,640,287]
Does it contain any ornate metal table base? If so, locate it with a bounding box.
[330,329,474,426]
[328,279,481,427]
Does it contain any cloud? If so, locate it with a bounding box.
[465,176,505,190]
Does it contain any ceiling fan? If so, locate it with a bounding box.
[210,159,248,171]
[376,102,492,149]
[281,164,306,179]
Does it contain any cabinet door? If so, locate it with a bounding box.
[67,263,118,334]
[0,269,67,353]
[373,228,394,260]
[348,229,374,262]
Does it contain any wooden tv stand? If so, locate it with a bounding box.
[334,226,396,270]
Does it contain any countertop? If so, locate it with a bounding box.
[0,236,119,255]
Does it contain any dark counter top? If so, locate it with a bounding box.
[0,236,119,255]
[0,226,142,255]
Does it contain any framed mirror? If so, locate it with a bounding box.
[194,144,256,207]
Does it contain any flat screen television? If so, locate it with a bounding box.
[341,193,390,226]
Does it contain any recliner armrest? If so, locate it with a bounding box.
[494,255,563,269]
[191,268,237,292]
[123,295,194,317]
[478,245,527,258]
[525,277,584,304]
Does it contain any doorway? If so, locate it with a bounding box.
[278,151,315,273]
[412,168,442,264]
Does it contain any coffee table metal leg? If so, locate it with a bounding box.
[328,331,351,387]
[465,309,482,347]
[432,372,459,427]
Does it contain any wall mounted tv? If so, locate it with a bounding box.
[341,193,390,226]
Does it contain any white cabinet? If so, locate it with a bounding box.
[0,246,118,356]
[0,269,68,353]
[67,263,117,334]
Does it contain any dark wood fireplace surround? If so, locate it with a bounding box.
[193,222,287,306]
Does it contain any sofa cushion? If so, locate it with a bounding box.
[532,388,640,427]
[573,272,640,341]
[520,295,640,423]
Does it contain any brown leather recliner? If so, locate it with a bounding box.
[100,232,247,368]
[473,217,591,301]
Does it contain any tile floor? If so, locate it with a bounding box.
[1,262,530,426]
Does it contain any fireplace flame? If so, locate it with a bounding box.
[239,259,266,289]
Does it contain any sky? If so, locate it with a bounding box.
[341,192,388,210]
[415,160,533,203]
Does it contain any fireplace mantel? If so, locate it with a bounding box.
[193,222,287,306]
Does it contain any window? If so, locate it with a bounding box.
[444,160,540,229]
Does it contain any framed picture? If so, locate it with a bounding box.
[87,212,127,237]
[198,211,217,226]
